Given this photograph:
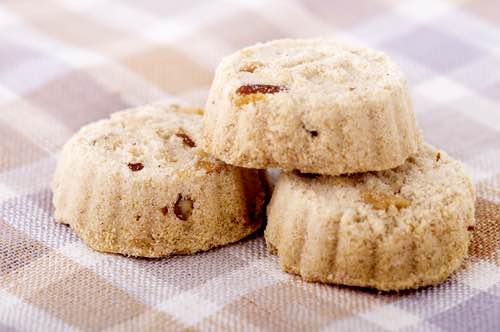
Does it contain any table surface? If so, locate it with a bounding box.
[1,0,499,331]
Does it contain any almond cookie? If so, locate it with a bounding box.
[265,144,475,291]
[203,38,421,175]
[52,103,268,258]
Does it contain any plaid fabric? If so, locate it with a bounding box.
[1,0,499,331]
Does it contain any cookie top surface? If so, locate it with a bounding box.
[70,104,217,177]
[214,38,406,111]
[281,144,474,221]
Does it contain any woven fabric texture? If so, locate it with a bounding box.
[0,0,499,331]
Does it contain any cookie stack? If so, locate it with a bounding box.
[53,39,475,291]
[203,39,475,291]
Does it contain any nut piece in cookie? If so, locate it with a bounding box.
[361,191,411,210]
[174,194,194,221]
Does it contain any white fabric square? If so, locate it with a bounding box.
[0,85,17,107]
[395,0,455,22]
[157,292,221,326]
[457,260,500,291]
[415,77,470,104]
[361,304,421,331]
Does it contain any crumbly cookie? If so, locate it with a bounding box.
[265,144,475,291]
[203,39,421,175]
[52,103,268,258]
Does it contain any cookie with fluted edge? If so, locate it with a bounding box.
[265,144,475,291]
[52,103,268,258]
[203,38,421,175]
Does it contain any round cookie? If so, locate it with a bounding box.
[52,103,268,258]
[203,38,421,175]
[265,144,475,291]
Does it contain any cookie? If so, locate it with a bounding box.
[52,103,268,258]
[265,144,475,291]
[203,38,421,175]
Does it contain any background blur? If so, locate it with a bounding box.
[1,1,500,331]
[2,0,500,162]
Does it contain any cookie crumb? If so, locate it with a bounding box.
[196,159,226,174]
[183,108,204,115]
[234,93,266,107]
[239,62,263,73]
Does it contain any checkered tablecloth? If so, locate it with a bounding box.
[1,0,499,331]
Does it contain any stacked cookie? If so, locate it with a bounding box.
[203,39,475,291]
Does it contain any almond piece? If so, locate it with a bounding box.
[362,191,411,210]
